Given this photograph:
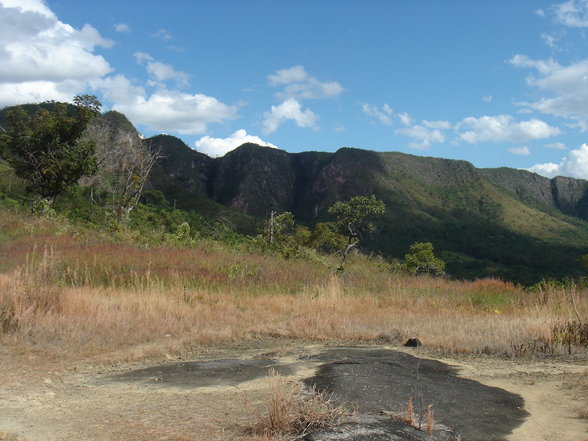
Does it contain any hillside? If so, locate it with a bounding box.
[2,105,588,284]
[143,133,588,284]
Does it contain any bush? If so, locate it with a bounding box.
[403,242,445,276]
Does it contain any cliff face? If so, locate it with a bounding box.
[551,176,588,219]
[480,168,588,220]
[146,136,588,226]
[211,144,296,216]
[147,134,213,197]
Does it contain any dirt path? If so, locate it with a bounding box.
[1,342,586,441]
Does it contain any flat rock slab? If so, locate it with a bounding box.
[105,359,294,388]
[304,348,528,441]
[304,414,453,441]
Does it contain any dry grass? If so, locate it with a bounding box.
[251,369,348,440]
[0,228,587,362]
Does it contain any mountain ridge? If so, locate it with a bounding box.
[2,106,588,283]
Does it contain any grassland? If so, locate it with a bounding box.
[1,209,586,363]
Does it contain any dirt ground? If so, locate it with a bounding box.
[1,340,586,441]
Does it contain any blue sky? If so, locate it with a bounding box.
[2,0,588,178]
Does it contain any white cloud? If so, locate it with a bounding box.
[195,129,278,157]
[267,65,308,85]
[114,23,130,33]
[262,98,318,134]
[362,103,394,125]
[134,52,189,86]
[0,0,113,107]
[396,124,446,150]
[535,9,546,17]
[508,146,531,155]
[541,33,557,49]
[528,162,561,177]
[553,0,588,27]
[455,114,560,143]
[544,142,568,150]
[397,112,412,126]
[94,75,237,135]
[511,55,588,128]
[482,95,493,102]
[422,120,451,130]
[509,54,560,75]
[528,143,588,178]
[146,61,189,85]
[268,65,344,100]
[152,28,173,41]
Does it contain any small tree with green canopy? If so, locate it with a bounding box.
[1,95,101,208]
[328,195,385,271]
[403,242,445,276]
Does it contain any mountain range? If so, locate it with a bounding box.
[143,121,588,284]
[2,107,588,284]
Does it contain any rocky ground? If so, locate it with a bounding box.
[1,340,586,441]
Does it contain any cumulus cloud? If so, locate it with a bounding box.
[94,74,237,134]
[510,54,588,128]
[114,22,130,33]
[509,54,561,75]
[553,0,588,27]
[268,65,308,85]
[195,129,278,157]
[396,124,446,150]
[262,98,318,134]
[134,52,189,87]
[0,0,113,107]
[455,114,560,143]
[508,146,531,155]
[362,103,394,125]
[267,65,344,100]
[528,143,588,178]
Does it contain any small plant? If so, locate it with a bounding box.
[173,221,195,246]
[426,404,434,435]
[402,242,445,276]
[252,369,348,439]
[552,321,588,355]
[404,396,415,426]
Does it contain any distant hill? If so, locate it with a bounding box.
[2,103,588,284]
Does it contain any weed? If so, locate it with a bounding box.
[252,369,348,439]
[552,321,588,355]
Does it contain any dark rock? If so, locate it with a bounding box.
[303,414,453,441]
[404,338,422,347]
[305,349,528,441]
[103,359,294,388]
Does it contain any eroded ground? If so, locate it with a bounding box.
[1,340,586,441]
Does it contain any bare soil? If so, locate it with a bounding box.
[1,340,586,441]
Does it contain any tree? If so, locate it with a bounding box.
[403,242,445,276]
[80,112,161,222]
[2,95,101,207]
[328,195,385,271]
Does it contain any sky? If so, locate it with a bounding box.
[1,0,588,179]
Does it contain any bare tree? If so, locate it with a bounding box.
[80,114,162,222]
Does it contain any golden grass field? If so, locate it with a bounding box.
[1,211,586,363]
